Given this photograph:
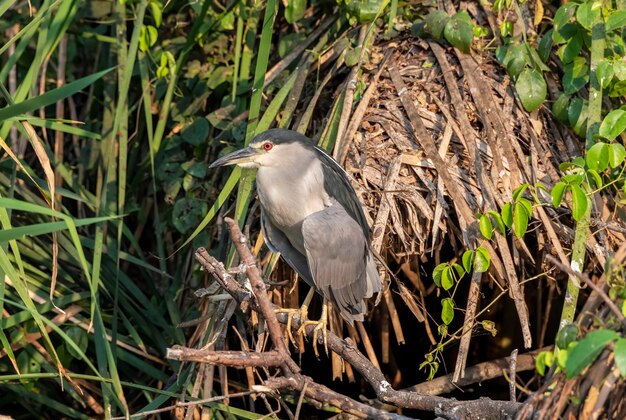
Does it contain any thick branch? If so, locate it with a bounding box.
[226,217,300,375]
[263,376,410,420]
[407,347,550,396]
[166,347,285,368]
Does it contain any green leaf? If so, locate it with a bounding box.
[606,10,626,32]
[557,32,582,64]
[452,263,465,278]
[567,96,588,136]
[181,118,210,145]
[473,246,490,273]
[479,214,493,240]
[562,172,585,185]
[536,350,555,376]
[570,184,588,222]
[586,142,609,171]
[501,202,513,228]
[423,10,450,39]
[524,42,551,72]
[441,298,454,325]
[139,25,158,52]
[586,169,603,189]
[615,338,626,376]
[515,68,547,111]
[609,143,626,168]
[443,12,473,54]
[537,30,553,63]
[172,197,208,234]
[565,329,618,378]
[563,57,589,95]
[552,93,571,122]
[556,323,578,349]
[553,3,578,38]
[553,23,579,44]
[500,21,513,38]
[0,67,114,121]
[596,60,614,89]
[432,263,446,287]
[149,0,163,27]
[512,183,530,202]
[285,0,306,24]
[462,250,473,273]
[609,80,626,98]
[551,181,567,207]
[487,211,505,235]
[614,60,626,80]
[575,1,601,31]
[441,266,454,291]
[512,201,530,238]
[598,109,626,141]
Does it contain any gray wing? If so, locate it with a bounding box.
[314,147,371,244]
[261,209,313,287]
[302,204,368,324]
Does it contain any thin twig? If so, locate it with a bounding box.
[545,255,626,324]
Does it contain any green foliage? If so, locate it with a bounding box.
[415,10,479,54]
[565,329,618,378]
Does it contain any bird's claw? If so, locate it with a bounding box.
[275,305,309,346]
[296,304,329,358]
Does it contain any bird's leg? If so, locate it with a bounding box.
[297,298,329,358]
[275,288,315,345]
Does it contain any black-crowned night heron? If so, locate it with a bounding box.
[211,128,381,353]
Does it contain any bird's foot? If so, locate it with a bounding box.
[296,303,328,358]
[274,304,309,346]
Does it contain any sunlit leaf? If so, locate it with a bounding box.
[441,298,454,325]
[609,143,626,168]
[473,246,490,273]
[443,12,473,54]
[441,266,454,291]
[565,329,617,378]
[515,68,546,111]
[599,109,626,141]
[462,250,473,273]
[479,214,493,240]
[570,184,588,221]
[586,142,609,171]
[551,181,567,207]
[575,1,601,30]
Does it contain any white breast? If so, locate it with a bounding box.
[256,156,327,229]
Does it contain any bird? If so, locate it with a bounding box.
[210,128,381,353]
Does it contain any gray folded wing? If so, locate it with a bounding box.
[261,209,313,287]
[302,204,369,324]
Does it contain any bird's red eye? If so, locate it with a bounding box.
[263,142,273,151]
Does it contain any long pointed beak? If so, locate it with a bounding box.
[209,147,258,168]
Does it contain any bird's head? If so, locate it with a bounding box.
[210,128,315,169]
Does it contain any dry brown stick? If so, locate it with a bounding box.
[223,217,300,376]
[407,346,550,397]
[333,24,368,161]
[509,349,518,402]
[453,270,483,382]
[167,348,286,368]
[337,48,392,165]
